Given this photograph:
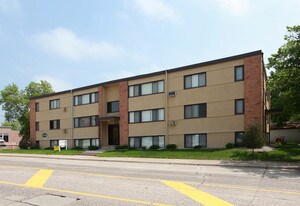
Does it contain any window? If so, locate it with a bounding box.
[129,80,164,97]
[74,92,99,106]
[50,140,59,148]
[184,103,207,119]
[235,132,244,144]
[49,99,60,109]
[3,134,8,142]
[74,138,99,149]
[185,134,207,148]
[35,102,39,112]
[235,99,244,114]
[129,109,164,123]
[50,120,60,130]
[74,116,97,128]
[107,101,119,113]
[36,122,39,131]
[184,73,206,89]
[129,136,164,148]
[235,65,244,81]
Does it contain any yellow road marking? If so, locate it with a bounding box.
[24,169,53,188]
[1,164,300,196]
[161,180,234,206]
[0,180,173,206]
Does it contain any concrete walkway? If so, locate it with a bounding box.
[0,153,299,170]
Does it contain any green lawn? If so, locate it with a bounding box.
[99,143,300,162]
[0,149,83,155]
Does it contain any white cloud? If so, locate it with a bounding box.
[32,75,73,92]
[34,27,125,60]
[216,0,249,16]
[0,0,21,15]
[131,0,180,21]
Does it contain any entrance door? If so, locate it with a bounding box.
[108,124,120,145]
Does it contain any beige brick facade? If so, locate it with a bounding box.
[30,50,269,149]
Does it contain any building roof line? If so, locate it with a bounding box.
[30,50,263,100]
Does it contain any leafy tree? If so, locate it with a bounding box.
[243,123,265,149]
[267,25,300,124]
[0,80,54,148]
[1,121,21,130]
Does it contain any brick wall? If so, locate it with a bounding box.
[119,81,129,145]
[29,99,36,145]
[244,54,263,131]
[0,127,21,147]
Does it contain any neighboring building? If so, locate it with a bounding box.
[0,126,22,149]
[30,50,270,149]
[270,122,300,142]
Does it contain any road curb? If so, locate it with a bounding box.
[1,153,299,170]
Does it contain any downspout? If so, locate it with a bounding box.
[165,71,169,146]
[71,90,74,148]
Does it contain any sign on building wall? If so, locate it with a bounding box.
[59,140,67,150]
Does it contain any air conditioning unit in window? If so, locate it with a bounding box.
[63,107,67,112]
[63,129,68,133]
[168,91,176,97]
[169,120,177,126]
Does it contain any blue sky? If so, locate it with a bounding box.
[0,0,300,123]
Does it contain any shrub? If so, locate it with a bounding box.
[149,145,160,150]
[234,142,243,148]
[275,142,282,148]
[73,146,83,150]
[243,123,265,148]
[44,147,51,150]
[166,144,177,149]
[115,145,129,150]
[128,146,137,150]
[30,144,40,149]
[193,145,202,149]
[19,137,30,149]
[225,143,234,149]
[88,145,99,150]
[141,146,147,150]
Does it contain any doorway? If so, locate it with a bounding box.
[108,124,120,145]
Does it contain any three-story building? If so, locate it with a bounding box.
[30,50,270,149]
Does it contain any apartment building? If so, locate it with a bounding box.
[30,50,270,149]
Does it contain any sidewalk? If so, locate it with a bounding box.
[0,153,299,170]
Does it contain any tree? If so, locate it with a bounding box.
[0,80,54,148]
[243,123,265,149]
[1,121,21,130]
[267,25,300,124]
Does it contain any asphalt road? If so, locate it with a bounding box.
[0,156,299,206]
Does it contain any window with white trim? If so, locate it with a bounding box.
[74,116,97,128]
[74,92,98,106]
[129,80,164,97]
[129,109,164,123]
[129,136,165,148]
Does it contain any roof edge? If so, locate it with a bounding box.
[31,50,263,100]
